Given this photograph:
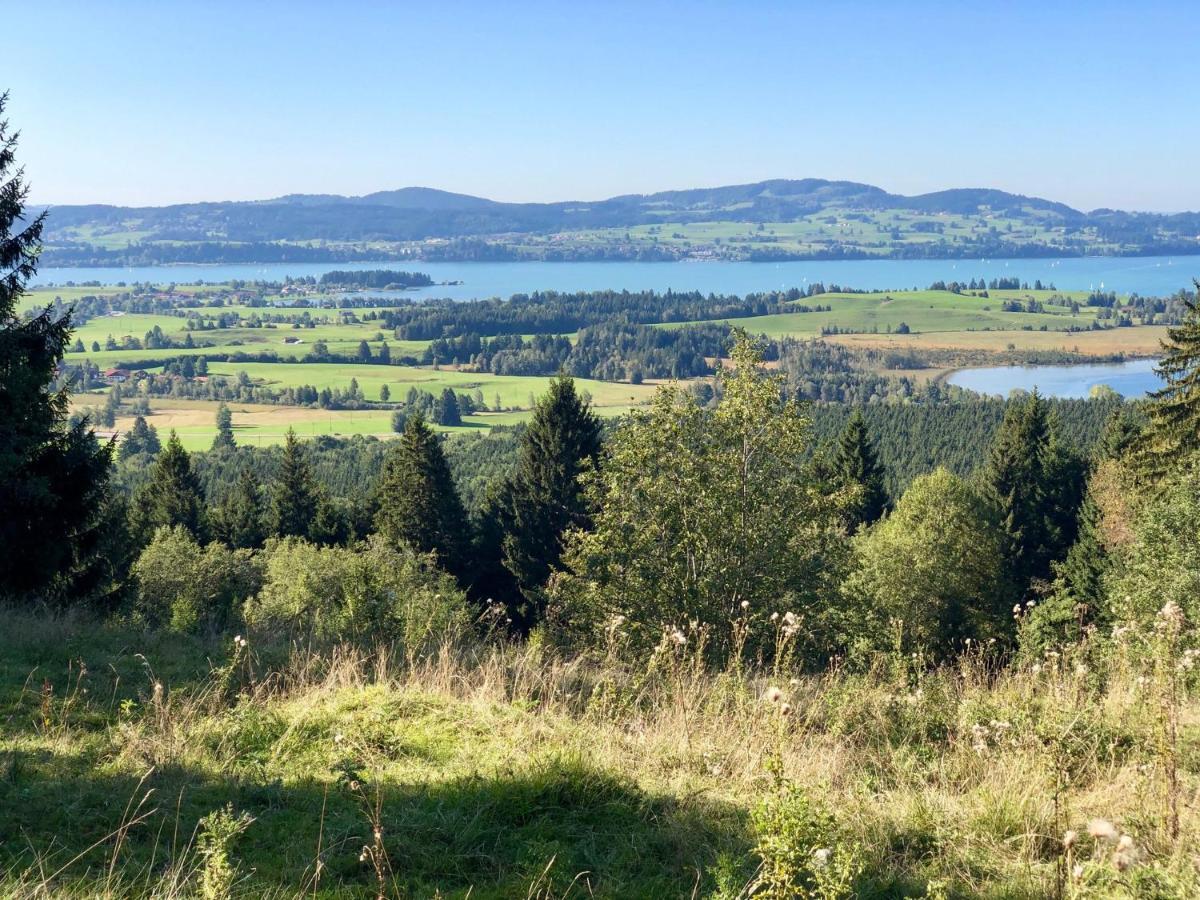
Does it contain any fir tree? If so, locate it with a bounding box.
[438,388,462,426]
[501,376,602,627]
[1138,283,1200,476]
[212,467,264,549]
[374,413,468,574]
[211,402,235,451]
[986,391,1082,597]
[118,415,161,460]
[834,408,888,530]
[129,431,204,543]
[0,91,114,601]
[268,428,317,538]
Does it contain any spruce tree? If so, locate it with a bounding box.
[501,375,602,627]
[986,391,1082,597]
[0,91,114,600]
[211,402,235,451]
[118,415,161,461]
[269,428,317,538]
[834,409,888,530]
[438,388,462,426]
[129,431,204,543]
[374,413,468,574]
[212,467,264,549]
[1138,283,1200,476]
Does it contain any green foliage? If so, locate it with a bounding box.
[245,535,468,646]
[1138,282,1200,477]
[749,783,862,899]
[1106,465,1200,627]
[833,408,888,530]
[210,467,265,550]
[557,333,843,662]
[196,804,253,900]
[132,526,262,632]
[210,402,235,452]
[844,468,1006,656]
[0,93,114,603]
[268,428,317,539]
[129,431,205,544]
[374,413,469,576]
[117,415,160,461]
[499,376,602,629]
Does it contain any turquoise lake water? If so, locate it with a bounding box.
[31,255,1200,299]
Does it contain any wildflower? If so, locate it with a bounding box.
[1112,850,1133,872]
[740,600,750,611]
[334,732,344,745]
[770,612,779,623]
[780,702,792,717]
[1072,863,1084,880]
[1062,829,1078,849]
[349,780,359,791]
[152,681,164,700]
[1031,664,1042,675]
[1074,664,1088,676]
[669,628,687,646]
[1013,604,1022,615]
[812,847,831,868]
[1117,834,1134,852]
[789,678,800,687]
[359,847,368,862]
[1088,819,1119,842]
[765,686,783,703]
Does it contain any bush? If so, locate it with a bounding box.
[245,535,468,647]
[133,526,262,633]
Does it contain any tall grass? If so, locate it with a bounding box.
[1,609,1198,897]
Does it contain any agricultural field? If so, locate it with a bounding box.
[669,289,1109,339]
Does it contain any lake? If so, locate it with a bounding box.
[947,358,1163,399]
[30,255,1200,299]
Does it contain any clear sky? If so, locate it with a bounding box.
[7,0,1199,211]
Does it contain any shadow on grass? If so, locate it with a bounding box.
[0,748,748,898]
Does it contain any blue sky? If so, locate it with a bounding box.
[7,1,1200,210]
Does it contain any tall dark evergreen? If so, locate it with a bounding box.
[211,402,235,451]
[0,92,114,601]
[438,388,462,426]
[129,431,204,543]
[269,428,318,538]
[118,415,160,461]
[834,409,888,530]
[374,413,468,574]
[1138,282,1200,477]
[212,467,264,549]
[986,391,1083,598]
[501,376,602,628]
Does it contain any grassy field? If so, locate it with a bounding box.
[829,326,1169,356]
[668,290,1109,340]
[80,399,645,450]
[3,610,1198,897]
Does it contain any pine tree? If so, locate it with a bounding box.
[379,384,390,403]
[268,428,317,538]
[374,413,468,574]
[1138,283,1200,476]
[211,402,235,451]
[834,408,888,530]
[501,376,602,627]
[0,92,114,600]
[212,467,264,549]
[129,431,204,543]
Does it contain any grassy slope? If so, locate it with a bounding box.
[2,612,1198,897]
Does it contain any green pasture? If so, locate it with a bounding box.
[204,361,658,407]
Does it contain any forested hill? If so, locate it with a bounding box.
[37,179,1200,265]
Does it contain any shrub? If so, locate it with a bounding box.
[133,526,262,633]
[245,535,467,647]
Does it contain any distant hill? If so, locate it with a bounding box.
[34,179,1200,266]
